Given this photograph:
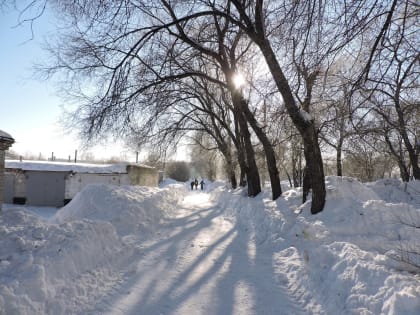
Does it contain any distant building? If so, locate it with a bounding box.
[4,161,159,207]
[0,130,14,210]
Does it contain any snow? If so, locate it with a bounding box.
[5,160,152,173]
[2,204,57,220]
[0,177,419,314]
[300,109,313,122]
[0,130,14,142]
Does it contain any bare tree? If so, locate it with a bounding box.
[39,0,279,198]
[356,0,419,180]
[207,0,385,213]
[318,66,358,177]
[7,0,414,212]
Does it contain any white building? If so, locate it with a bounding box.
[0,130,14,210]
[4,161,159,207]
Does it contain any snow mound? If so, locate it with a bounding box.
[1,177,419,314]
[53,183,186,236]
[0,183,188,314]
[368,178,420,207]
[0,207,123,314]
[159,178,179,187]
[296,177,420,259]
[325,176,379,202]
[209,177,420,314]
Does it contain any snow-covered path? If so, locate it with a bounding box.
[2,180,419,314]
[94,191,305,315]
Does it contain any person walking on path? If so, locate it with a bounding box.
[194,178,198,190]
[200,180,204,191]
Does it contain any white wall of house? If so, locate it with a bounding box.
[64,173,130,200]
[3,172,15,203]
[3,161,159,207]
[0,149,5,209]
[0,131,14,209]
[14,172,27,200]
[5,171,27,202]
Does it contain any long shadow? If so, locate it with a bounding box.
[134,227,237,314]
[93,193,307,314]
[94,196,229,313]
[213,215,307,314]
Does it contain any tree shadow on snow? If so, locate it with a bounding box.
[94,193,306,315]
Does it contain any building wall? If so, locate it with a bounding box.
[13,171,27,202]
[2,163,159,207]
[3,172,15,203]
[64,173,130,200]
[0,149,4,209]
[6,170,27,204]
[127,165,159,187]
[25,171,68,207]
[0,134,13,209]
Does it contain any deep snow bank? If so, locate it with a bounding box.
[1,177,418,314]
[53,182,186,236]
[368,178,420,207]
[0,182,187,314]
[0,208,123,314]
[209,176,420,314]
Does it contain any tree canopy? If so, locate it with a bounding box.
[4,0,419,214]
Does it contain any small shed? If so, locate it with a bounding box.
[0,130,14,210]
[4,161,159,207]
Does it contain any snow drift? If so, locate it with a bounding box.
[212,176,420,314]
[0,181,186,314]
[0,177,419,314]
[53,182,185,236]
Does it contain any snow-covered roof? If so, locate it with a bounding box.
[0,130,14,143]
[5,160,152,173]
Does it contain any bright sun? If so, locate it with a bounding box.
[232,72,245,88]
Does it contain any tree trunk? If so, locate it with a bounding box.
[224,148,238,189]
[233,101,261,196]
[207,111,238,189]
[301,125,326,213]
[255,37,326,213]
[336,107,346,177]
[239,97,282,200]
[384,132,410,182]
[394,91,420,179]
[238,111,261,197]
[233,112,248,187]
[302,166,310,203]
[218,142,238,189]
[298,144,303,186]
[280,162,293,188]
[239,166,246,186]
[337,139,343,177]
[291,143,300,188]
[229,170,237,189]
[398,161,410,182]
[223,155,237,189]
[292,161,299,188]
[402,133,420,180]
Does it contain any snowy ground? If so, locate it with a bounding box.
[0,177,419,314]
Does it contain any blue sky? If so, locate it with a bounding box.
[0,7,133,161]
